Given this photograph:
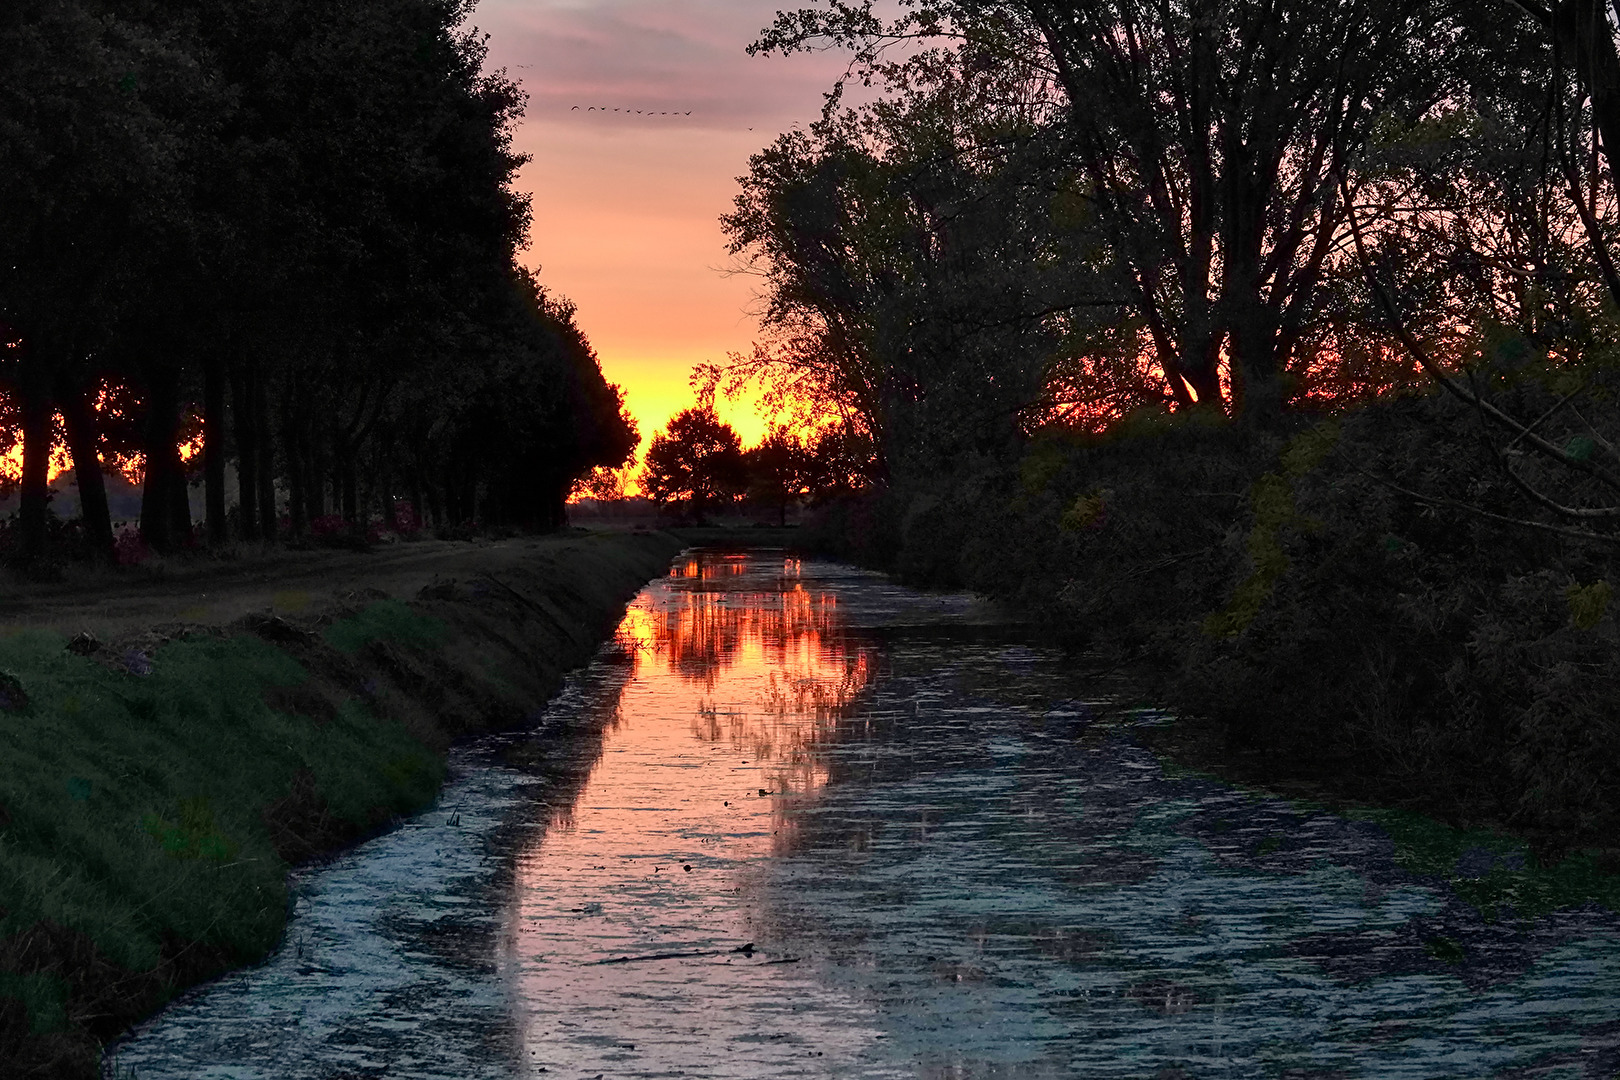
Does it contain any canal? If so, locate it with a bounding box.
[108,550,1620,1078]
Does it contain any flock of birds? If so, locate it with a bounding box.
[563,105,752,129]
[504,68,751,126]
[573,105,692,116]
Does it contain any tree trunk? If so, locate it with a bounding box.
[1533,1,1620,309]
[16,339,55,565]
[203,349,227,545]
[340,456,357,525]
[281,386,306,536]
[302,417,323,525]
[553,482,569,531]
[170,458,192,546]
[424,480,442,531]
[442,462,459,525]
[1556,1,1620,182]
[361,460,376,534]
[230,359,258,539]
[1182,356,1224,414]
[254,370,277,539]
[56,376,115,563]
[140,364,185,554]
[1229,299,1283,429]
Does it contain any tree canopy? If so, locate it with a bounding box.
[713,0,1620,522]
[641,408,748,521]
[0,0,634,567]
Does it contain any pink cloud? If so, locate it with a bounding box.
[467,0,868,441]
[475,0,855,131]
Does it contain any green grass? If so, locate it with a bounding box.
[322,598,449,654]
[0,973,68,1035]
[1355,808,1620,919]
[0,626,441,1036]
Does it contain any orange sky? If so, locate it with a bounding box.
[476,0,860,453]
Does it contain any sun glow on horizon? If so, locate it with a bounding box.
[0,406,201,494]
[605,350,771,453]
[479,0,856,468]
[0,439,73,489]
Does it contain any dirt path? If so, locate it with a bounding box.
[0,531,669,639]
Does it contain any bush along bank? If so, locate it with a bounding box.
[0,530,684,1077]
[806,388,1620,888]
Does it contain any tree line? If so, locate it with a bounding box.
[0,0,636,568]
[620,405,871,523]
[714,0,1620,534]
[720,0,1620,844]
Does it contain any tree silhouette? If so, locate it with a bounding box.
[752,0,1471,429]
[0,0,625,565]
[744,427,813,525]
[717,39,1116,480]
[0,0,197,563]
[641,408,746,521]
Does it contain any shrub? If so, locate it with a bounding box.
[807,390,1620,847]
[113,526,148,567]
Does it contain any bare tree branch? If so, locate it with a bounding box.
[1341,172,1620,496]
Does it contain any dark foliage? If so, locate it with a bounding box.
[808,381,1620,849]
[739,0,1620,864]
[0,0,634,565]
[642,408,748,522]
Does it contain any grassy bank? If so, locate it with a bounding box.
[805,386,1620,874]
[0,529,684,1077]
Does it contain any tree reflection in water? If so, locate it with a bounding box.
[501,551,887,1077]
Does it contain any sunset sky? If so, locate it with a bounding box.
[475,0,858,452]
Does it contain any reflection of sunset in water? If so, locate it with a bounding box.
[625,555,846,695]
[117,554,1620,1079]
[500,551,884,1077]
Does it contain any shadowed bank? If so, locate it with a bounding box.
[0,530,684,1077]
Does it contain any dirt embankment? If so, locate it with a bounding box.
[0,529,685,1078]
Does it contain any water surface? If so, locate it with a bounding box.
[109,551,1620,1078]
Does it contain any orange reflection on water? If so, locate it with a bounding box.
[667,552,750,580]
[502,554,876,1074]
[627,569,843,694]
[596,554,866,843]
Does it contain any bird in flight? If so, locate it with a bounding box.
[568,105,697,118]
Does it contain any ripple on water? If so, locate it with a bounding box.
[108,553,1620,1079]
